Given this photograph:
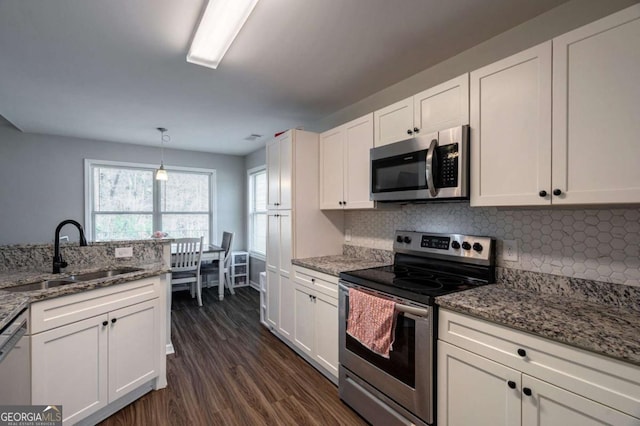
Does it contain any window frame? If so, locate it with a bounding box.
[247,165,267,260]
[84,159,217,243]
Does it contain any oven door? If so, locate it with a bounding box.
[338,282,433,424]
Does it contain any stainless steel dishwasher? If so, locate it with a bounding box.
[0,308,30,404]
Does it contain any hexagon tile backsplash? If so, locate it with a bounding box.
[345,204,640,287]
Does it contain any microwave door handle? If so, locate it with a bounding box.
[425,138,438,197]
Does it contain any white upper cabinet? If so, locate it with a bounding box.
[373,97,414,147]
[471,4,640,207]
[266,132,292,210]
[414,73,469,136]
[552,4,640,205]
[470,42,552,207]
[320,113,374,210]
[319,127,345,209]
[374,74,469,147]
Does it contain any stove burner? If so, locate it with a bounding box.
[393,279,444,293]
[405,272,436,280]
[436,277,465,287]
[392,266,409,274]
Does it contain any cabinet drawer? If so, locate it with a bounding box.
[31,277,162,334]
[438,309,640,418]
[292,266,338,299]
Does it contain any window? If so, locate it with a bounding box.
[248,166,267,258]
[85,160,216,244]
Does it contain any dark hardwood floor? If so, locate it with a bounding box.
[100,286,367,425]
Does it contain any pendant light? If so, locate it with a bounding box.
[156,127,169,181]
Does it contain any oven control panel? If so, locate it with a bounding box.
[394,231,495,265]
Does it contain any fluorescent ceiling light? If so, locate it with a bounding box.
[187,0,260,69]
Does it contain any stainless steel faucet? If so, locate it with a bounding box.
[53,219,88,273]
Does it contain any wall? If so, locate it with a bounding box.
[244,147,267,285]
[345,204,640,286]
[308,0,638,133]
[0,127,246,247]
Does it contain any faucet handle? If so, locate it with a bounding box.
[60,260,68,269]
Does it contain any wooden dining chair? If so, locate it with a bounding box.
[201,231,235,296]
[171,237,204,306]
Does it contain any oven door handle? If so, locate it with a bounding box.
[395,303,429,318]
[339,283,429,319]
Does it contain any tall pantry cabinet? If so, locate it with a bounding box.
[265,130,343,334]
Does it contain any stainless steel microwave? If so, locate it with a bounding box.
[370,125,469,202]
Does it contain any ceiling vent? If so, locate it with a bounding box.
[244,134,263,141]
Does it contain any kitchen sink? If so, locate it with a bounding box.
[2,267,144,292]
[3,279,78,292]
[67,267,143,282]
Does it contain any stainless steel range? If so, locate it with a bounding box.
[338,231,495,426]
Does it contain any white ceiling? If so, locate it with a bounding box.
[0,0,569,155]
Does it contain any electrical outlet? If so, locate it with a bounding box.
[115,247,133,258]
[502,240,518,262]
[345,228,352,242]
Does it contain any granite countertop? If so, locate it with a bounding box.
[0,293,29,331]
[292,255,390,277]
[436,284,640,366]
[0,263,169,330]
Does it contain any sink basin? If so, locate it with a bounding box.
[67,267,143,282]
[2,267,144,293]
[3,279,77,292]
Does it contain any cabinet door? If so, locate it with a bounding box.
[344,113,374,209]
[278,132,293,210]
[108,299,159,402]
[266,138,281,209]
[414,74,469,135]
[293,285,314,357]
[470,42,552,207]
[278,211,292,277]
[313,292,339,378]
[522,375,638,426]
[552,5,640,205]
[437,341,521,426]
[31,315,109,425]
[374,97,414,147]
[319,126,346,209]
[278,276,294,340]
[266,269,279,329]
[266,212,280,272]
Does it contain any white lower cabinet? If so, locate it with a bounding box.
[285,266,339,381]
[311,291,338,376]
[107,300,159,402]
[293,284,314,356]
[437,309,640,426]
[29,277,164,426]
[31,314,109,424]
